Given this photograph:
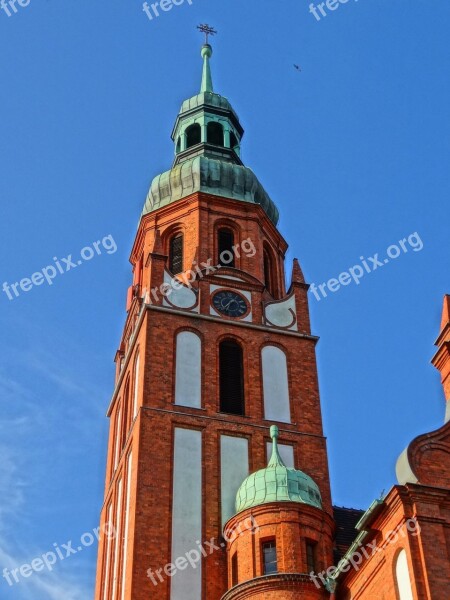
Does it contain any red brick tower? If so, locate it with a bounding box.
[94,40,334,600]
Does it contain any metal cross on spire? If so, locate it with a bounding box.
[197,24,217,45]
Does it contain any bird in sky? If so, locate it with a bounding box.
[293,64,302,71]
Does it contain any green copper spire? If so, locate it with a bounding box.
[267,425,285,468]
[142,32,280,227]
[234,425,323,515]
[200,44,213,93]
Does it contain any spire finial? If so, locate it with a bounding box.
[197,23,217,45]
[268,425,286,468]
[197,24,217,93]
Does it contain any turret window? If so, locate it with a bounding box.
[207,121,224,146]
[219,340,245,415]
[169,234,184,275]
[231,552,238,587]
[186,123,201,148]
[218,228,235,267]
[262,540,277,575]
[306,540,317,573]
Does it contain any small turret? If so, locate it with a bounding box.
[235,425,322,513]
[222,426,334,600]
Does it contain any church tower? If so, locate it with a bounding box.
[94,37,334,600]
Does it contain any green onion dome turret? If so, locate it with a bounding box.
[235,426,323,514]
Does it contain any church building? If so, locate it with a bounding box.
[94,37,450,600]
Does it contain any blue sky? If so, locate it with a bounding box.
[0,1,449,598]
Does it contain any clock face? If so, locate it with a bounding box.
[212,290,248,318]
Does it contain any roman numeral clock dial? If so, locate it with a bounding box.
[212,290,248,318]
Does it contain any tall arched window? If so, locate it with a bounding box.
[132,353,140,420]
[219,340,245,415]
[395,550,414,600]
[207,122,224,146]
[186,124,201,148]
[169,233,183,275]
[218,228,235,267]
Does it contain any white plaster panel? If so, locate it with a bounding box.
[111,478,123,600]
[395,550,414,600]
[264,294,298,331]
[171,428,202,600]
[216,275,246,282]
[220,435,249,526]
[262,346,291,423]
[121,453,133,599]
[175,332,201,408]
[162,270,199,312]
[266,442,295,468]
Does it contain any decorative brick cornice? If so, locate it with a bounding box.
[221,573,322,600]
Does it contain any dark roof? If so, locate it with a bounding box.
[333,506,365,561]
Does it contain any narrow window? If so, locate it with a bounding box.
[101,502,113,600]
[111,478,123,600]
[231,552,238,587]
[230,131,239,151]
[262,540,277,575]
[122,382,130,443]
[113,406,122,471]
[169,234,183,275]
[306,540,317,573]
[219,340,244,415]
[132,353,140,420]
[186,124,201,148]
[218,228,235,267]
[263,249,273,295]
[207,122,224,146]
[121,453,133,597]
